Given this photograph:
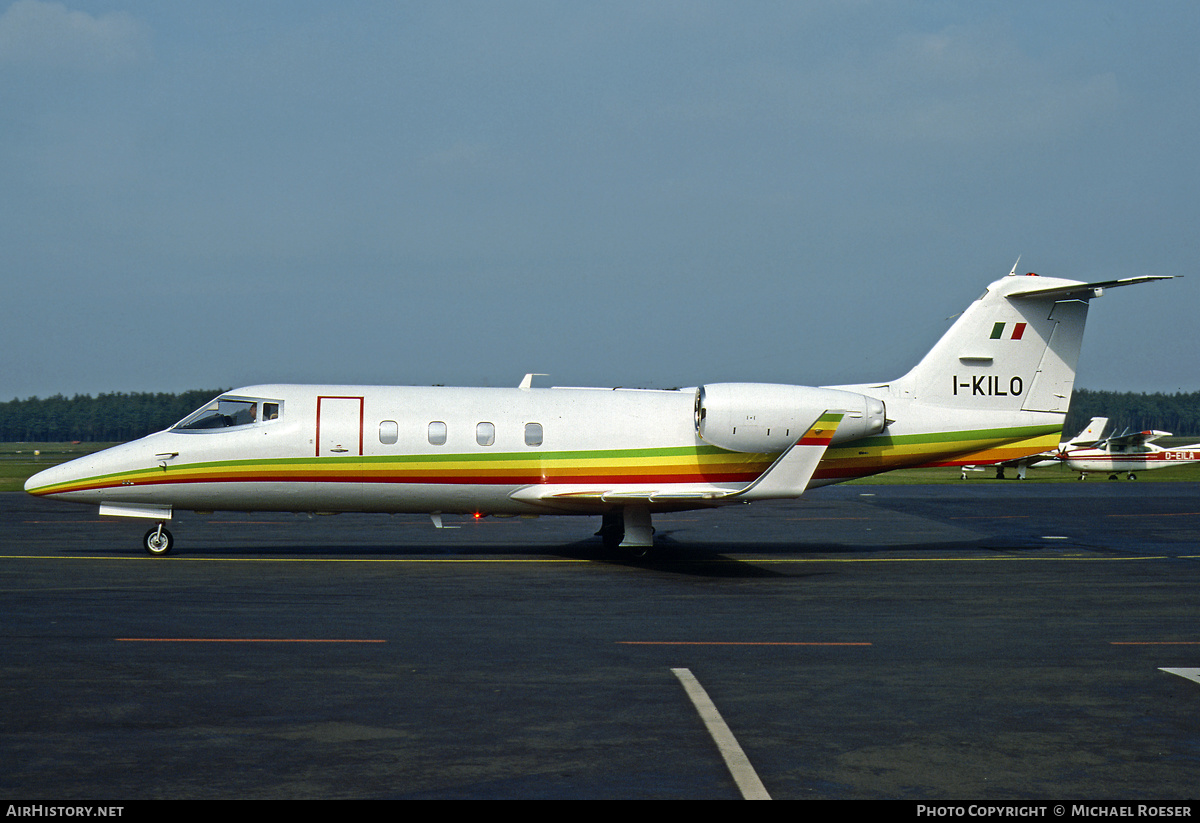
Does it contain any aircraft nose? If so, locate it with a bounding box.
[25,462,67,495]
[24,456,96,497]
[24,440,154,500]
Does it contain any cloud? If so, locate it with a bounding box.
[820,23,1121,145]
[664,18,1121,150]
[0,0,150,69]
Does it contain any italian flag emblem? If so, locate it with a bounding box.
[990,322,1027,340]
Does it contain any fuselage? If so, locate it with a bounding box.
[25,381,1063,516]
[1063,443,1200,475]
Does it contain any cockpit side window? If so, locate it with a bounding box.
[173,396,282,431]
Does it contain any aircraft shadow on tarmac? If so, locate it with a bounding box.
[60,537,797,578]
[56,528,1051,579]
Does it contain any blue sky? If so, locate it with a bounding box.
[3,1,1197,399]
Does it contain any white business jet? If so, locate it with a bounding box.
[25,268,1169,555]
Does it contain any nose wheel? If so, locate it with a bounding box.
[143,524,174,556]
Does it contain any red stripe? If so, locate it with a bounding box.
[797,435,835,446]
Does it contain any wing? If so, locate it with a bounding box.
[1103,429,1171,448]
[508,412,845,509]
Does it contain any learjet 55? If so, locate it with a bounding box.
[26,268,1169,555]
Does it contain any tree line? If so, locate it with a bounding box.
[0,390,226,442]
[1,387,1197,442]
[1063,389,1200,437]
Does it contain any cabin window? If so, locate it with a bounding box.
[379,420,398,445]
[525,422,543,447]
[428,421,447,446]
[476,422,495,447]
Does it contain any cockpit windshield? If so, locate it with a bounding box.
[173,396,281,431]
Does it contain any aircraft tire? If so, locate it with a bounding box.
[143,526,174,556]
[1128,473,1137,480]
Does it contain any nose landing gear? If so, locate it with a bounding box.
[143,524,174,556]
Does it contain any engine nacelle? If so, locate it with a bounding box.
[695,383,886,453]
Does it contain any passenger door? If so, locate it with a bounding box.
[316,396,364,457]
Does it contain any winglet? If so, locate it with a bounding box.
[733,412,843,501]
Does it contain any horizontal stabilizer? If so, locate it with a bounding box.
[1007,275,1172,301]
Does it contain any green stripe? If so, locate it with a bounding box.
[838,424,1060,451]
[32,425,1063,493]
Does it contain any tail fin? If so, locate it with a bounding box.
[1064,416,1109,448]
[892,272,1169,414]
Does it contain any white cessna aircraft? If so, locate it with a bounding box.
[1059,419,1200,480]
[26,268,1169,555]
[957,415,1110,479]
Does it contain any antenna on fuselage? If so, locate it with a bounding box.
[1008,255,1021,277]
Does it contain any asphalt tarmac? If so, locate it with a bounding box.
[2,483,1198,800]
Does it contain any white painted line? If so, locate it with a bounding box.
[671,667,771,800]
[1160,668,1200,685]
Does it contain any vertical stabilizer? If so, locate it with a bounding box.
[823,270,1170,482]
[1065,417,1109,447]
[892,273,1092,414]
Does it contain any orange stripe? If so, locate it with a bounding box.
[115,638,386,643]
[616,641,871,646]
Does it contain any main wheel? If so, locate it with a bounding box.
[143,526,174,556]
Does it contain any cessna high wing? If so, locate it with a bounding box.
[25,268,1170,555]
[1060,420,1200,480]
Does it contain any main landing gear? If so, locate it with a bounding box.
[143,523,174,556]
[596,507,655,556]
